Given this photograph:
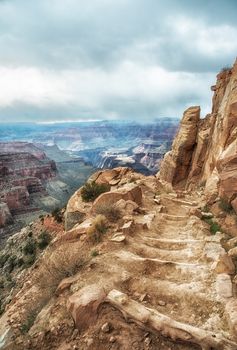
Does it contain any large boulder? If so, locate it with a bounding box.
[92,184,142,213]
[67,284,106,330]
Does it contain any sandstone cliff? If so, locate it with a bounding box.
[159,59,237,210]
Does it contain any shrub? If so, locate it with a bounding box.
[81,181,110,202]
[23,254,36,267]
[210,222,221,234]
[52,207,63,223]
[95,203,121,222]
[203,217,221,234]
[38,231,51,250]
[35,248,85,291]
[20,311,37,334]
[0,254,9,268]
[23,238,37,255]
[91,250,99,257]
[202,205,210,213]
[6,255,17,273]
[87,215,108,243]
[219,198,233,214]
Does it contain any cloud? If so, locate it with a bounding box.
[0,0,236,122]
[0,61,213,121]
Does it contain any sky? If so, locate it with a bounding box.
[0,0,236,123]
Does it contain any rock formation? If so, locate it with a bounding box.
[159,60,237,210]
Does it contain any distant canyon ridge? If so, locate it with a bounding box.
[0,119,178,238]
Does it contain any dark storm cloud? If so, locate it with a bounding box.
[0,0,236,122]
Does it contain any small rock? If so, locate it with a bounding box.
[71,328,79,340]
[86,338,94,346]
[158,300,166,306]
[109,336,116,343]
[144,337,151,346]
[139,293,147,302]
[201,212,213,218]
[101,322,110,333]
[110,233,126,242]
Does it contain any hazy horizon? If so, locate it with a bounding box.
[0,0,236,123]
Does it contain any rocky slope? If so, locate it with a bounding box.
[159,59,237,211]
[0,166,237,349]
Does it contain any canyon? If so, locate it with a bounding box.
[0,60,237,350]
[0,142,94,241]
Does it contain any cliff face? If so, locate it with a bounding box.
[0,144,58,230]
[159,59,237,208]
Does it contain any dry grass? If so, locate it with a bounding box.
[95,203,122,222]
[87,215,108,243]
[34,246,85,291]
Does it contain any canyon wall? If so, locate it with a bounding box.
[159,59,237,208]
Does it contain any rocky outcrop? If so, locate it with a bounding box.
[159,59,237,209]
[0,143,60,229]
[159,106,200,185]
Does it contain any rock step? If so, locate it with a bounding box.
[161,214,189,221]
[115,250,205,268]
[130,241,204,263]
[162,196,198,207]
[106,290,237,350]
[128,278,224,325]
[113,251,211,284]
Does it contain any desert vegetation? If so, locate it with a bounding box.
[87,214,108,243]
[81,181,110,202]
[95,202,122,222]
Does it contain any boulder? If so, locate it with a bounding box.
[67,284,106,330]
[92,184,142,213]
[212,253,235,274]
[228,247,237,258]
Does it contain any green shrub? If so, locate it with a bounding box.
[202,205,210,213]
[6,255,17,273]
[203,217,221,235]
[23,254,36,267]
[81,181,110,202]
[91,250,99,257]
[23,238,37,255]
[219,198,233,214]
[52,207,63,223]
[95,203,121,222]
[20,312,37,334]
[210,222,221,234]
[38,231,51,250]
[0,254,9,268]
[17,258,24,267]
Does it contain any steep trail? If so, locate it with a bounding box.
[65,186,237,349]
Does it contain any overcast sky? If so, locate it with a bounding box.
[0,0,236,123]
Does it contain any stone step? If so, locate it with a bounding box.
[161,214,189,221]
[130,241,204,263]
[106,290,237,349]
